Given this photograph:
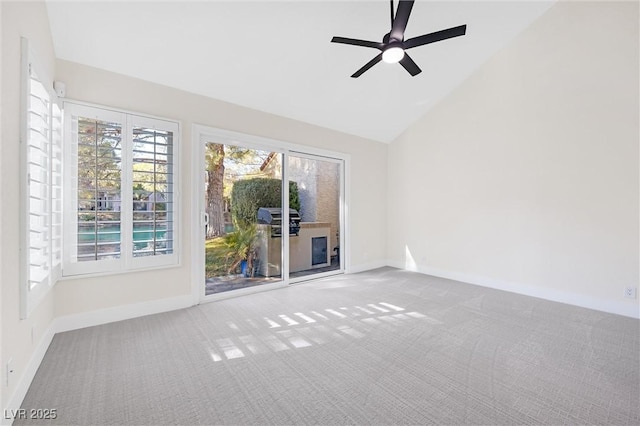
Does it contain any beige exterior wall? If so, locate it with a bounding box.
[315,161,340,254]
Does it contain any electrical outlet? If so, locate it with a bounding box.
[6,358,14,387]
[624,286,637,299]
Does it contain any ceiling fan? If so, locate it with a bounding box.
[331,0,467,78]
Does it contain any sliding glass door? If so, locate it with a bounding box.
[203,142,283,296]
[195,127,345,301]
[288,153,343,282]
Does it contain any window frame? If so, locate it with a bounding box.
[62,101,180,277]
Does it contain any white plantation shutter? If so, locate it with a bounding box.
[63,104,179,276]
[20,38,62,318]
[63,105,125,275]
[130,118,177,263]
[27,77,50,288]
[51,102,63,273]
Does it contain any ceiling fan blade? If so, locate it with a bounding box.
[399,53,422,76]
[390,0,415,41]
[403,25,467,50]
[331,36,384,50]
[351,53,383,78]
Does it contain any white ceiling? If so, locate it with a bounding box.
[46,1,555,143]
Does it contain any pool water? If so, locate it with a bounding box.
[78,225,167,244]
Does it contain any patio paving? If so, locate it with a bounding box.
[205,264,340,295]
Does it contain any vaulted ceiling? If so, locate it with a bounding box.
[46,1,555,143]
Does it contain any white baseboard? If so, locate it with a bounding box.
[55,294,194,333]
[2,294,195,425]
[2,324,55,426]
[387,260,640,319]
[346,259,389,274]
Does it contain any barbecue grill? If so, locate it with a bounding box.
[257,207,301,237]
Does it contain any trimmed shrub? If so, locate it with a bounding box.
[231,178,300,226]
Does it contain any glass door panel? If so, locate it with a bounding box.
[203,142,283,295]
[287,154,343,280]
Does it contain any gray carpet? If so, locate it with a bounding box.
[18,268,640,425]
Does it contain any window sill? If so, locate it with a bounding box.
[59,260,182,282]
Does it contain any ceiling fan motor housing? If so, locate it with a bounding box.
[382,32,401,44]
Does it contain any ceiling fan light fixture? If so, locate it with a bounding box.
[382,45,404,64]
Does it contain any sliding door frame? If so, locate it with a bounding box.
[191,124,350,304]
[287,150,346,284]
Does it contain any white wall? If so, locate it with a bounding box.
[53,59,388,317]
[0,0,6,407]
[0,0,3,411]
[0,1,387,413]
[1,0,57,412]
[5,0,635,416]
[387,1,639,318]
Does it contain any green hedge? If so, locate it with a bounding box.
[231,178,300,226]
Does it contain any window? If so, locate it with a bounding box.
[63,103,179,276]
[20,38,62,318]
[131,122,175,259]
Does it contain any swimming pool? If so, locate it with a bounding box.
[78,225,168,245]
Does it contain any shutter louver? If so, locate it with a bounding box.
[132,127,174,258]
[51,102,63,279]
[27,69,52,290]
[75,117,123,262]
[21,38,62,319]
